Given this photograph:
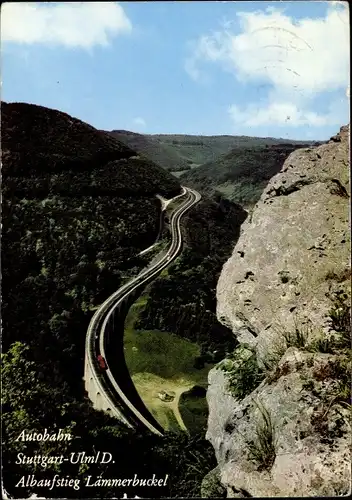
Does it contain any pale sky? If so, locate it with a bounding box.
[1,1,350,140]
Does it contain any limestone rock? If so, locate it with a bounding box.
[201,465,227,498]
[206,349,351,497]
[209,124,351,497]
[216,124,350,363]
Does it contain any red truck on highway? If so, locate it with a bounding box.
[97,354,108,371]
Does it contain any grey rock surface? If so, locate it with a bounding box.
[217,124,350,363]
[207,125,351,497]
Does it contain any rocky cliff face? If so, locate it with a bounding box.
[204,125,351,497]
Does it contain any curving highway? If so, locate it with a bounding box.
[84,186,201,435]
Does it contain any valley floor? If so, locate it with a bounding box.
[123,295,210,432]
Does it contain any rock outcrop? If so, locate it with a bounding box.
[217,124,350,362]
[206,125,351,497]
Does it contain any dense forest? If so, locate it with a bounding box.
[2,102,217,498]
[138,195,247,366]
[108,129,192,172]
[180,142,317,207]
[107,129,315,174]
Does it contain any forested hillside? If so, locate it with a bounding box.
[151,134,314,171]
[138,195,247,365]
[180,142,316,207]
[108,131,246,173]
[150,134,244,170]
[2,102,218,498]
[2,101,181,361]
[108,129,318,178]
[107,129,191,172]
[3,101,299,498]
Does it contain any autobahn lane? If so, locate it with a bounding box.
[99,188,200,434]
[85,186,201,435]
[87,187,199,433]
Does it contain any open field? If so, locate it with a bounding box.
[124,295,211,432]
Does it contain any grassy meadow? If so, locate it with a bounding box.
[124,294,211,432]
